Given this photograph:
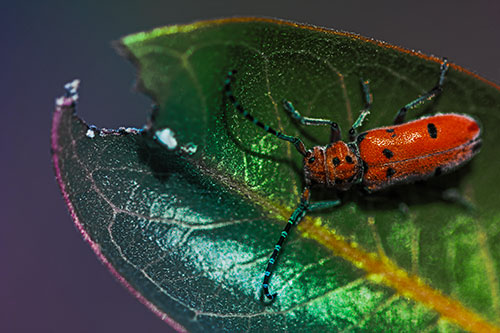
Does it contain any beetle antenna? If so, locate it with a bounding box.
[224,71,307,156]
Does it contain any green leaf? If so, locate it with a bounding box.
[52,18,500,331]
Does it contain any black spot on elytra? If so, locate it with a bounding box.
[386,168,396,178]
[382,148,394,159]
[435,167,442,176]
[427,123,438,139]
[345,155,354,164]
[356,132,367,144]
[333,157,340,166]
[386,128,396,138]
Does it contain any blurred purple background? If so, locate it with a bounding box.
[3,1,499,332]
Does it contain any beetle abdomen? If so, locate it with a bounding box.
[358,114,481,191]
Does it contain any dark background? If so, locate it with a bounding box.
[3,1,499,332]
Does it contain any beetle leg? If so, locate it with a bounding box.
[394,58,449,124]
[349,79,372,141]
[283,99,342,143]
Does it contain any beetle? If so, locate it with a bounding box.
[223,59,482,301]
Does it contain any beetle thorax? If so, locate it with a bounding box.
[303,142,362,190]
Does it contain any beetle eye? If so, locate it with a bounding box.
[308,157,315,163]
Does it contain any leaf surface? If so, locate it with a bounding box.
[52,18,500,332]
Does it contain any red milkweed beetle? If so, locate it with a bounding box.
[223,59,482,301]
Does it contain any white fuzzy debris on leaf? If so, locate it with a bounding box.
[55,96,66,106]
[64,79,80,94]
[155,128,178,150]
[86,129,95,138]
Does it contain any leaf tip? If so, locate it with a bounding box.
[55,79,80,109]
